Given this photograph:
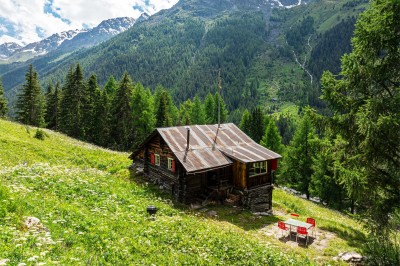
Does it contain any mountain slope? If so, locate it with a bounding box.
[0,118,366,264]
[0,0,368,114]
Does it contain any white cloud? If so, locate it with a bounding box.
[0,0,179,45]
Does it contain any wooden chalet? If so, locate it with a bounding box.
[129,123,281,212]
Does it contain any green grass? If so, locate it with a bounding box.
[0,119,366,265]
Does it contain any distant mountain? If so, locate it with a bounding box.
[0,17,138,63]
[4,30,84,62]
[0,42,22,59]
[58,17,137,52]
[1,0,368,117]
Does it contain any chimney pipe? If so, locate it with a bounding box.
[186,128,190,151]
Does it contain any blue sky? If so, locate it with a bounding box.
[0,0,179,45]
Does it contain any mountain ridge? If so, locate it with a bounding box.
[0,17,138,63]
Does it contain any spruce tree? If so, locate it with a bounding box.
[261,119,284,154]
[45,82,60,130]
[16,64,45,127]
[249,107,265,143]
[93,89,111,146]
[83,74,101,141]
[59,64,86,138]
[0,78,7,118]
[191,96,206,125]
[132,82,155,148]
[155,89,173,127]
[111,72,134,150]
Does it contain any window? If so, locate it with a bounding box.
[168,158,173,170]
[155,154,160,166]
[249,161,267,177]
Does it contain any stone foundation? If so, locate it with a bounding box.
[242,185,273,212]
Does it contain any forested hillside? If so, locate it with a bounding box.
[1,0,368,115]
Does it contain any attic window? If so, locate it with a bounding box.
[155,154,160,166]
[249,161,267,177]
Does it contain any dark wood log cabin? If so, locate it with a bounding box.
[129,123,281,212]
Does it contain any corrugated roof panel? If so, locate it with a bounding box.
[154,123,281,173]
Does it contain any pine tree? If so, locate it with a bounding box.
[281,114,317,199]
[261,119,284,154]
[59,64,86,138]
[45,82,60,130]
[239,109,251,136]
[190,96,206,125]
[204,92,215,124]
[0,78,7,118]
[111,72,134,150]
[16,64,45,127]
[132,82,155,148]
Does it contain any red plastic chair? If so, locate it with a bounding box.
[277,221,290,239]
[306,217,316,237]
[296,226,308,245]
[290,213,300,217]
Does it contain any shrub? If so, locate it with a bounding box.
[34,129,46,140]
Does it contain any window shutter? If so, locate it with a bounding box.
[271,159,278,170]
[171,160,176,173]
[150,154,155,165]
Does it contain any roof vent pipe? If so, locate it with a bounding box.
[186,128,190,151]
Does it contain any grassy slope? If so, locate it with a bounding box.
[0,119,365,265]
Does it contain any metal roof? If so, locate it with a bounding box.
[156,123,281,173]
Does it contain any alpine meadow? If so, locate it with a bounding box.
[0,0,399,265]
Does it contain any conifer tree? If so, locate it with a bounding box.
[0,78,7,118]
[111,72,134,150]
[214,92,227,124]
[155,89,173,127]
[16,64,45,127]
[83,74,101,141]
[179,99,193,125]
[204,92,215,124]
[310,138,346,209]
[191,96,206,125]
[320,0,400,227]
[59,64,86,138]
[132,82,155,148]
[281,114,317,199]
[261,119,284,154]
[93,89,111,146]
[239,109,251,136]
[45,82,60,130]
[249,107,265,143]
[104,75,118,99]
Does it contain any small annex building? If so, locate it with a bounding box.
[129,123,281,212]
